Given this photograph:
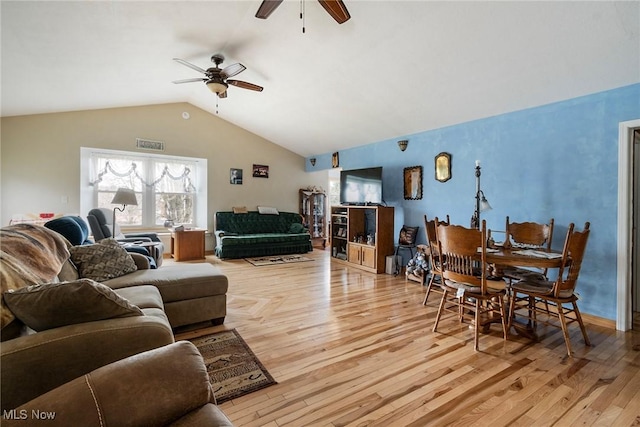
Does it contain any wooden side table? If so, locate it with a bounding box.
[170,229,205,261]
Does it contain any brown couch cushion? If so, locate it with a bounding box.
[103,264,228,302]
[69,238,137,282]
[3,279,143,331]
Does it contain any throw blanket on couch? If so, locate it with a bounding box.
[0,224,70,328]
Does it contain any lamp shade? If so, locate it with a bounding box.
[111,188,138,206]
[479,195,492,212]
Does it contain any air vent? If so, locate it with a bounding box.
[136,138,165,151]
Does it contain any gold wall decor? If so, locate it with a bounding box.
[435,152,452,182]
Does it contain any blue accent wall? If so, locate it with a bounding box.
[308,83,640,320]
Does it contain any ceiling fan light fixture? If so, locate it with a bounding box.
[206,80,228,94]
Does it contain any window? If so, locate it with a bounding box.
[81,148,207,230]
[328,168,341,207]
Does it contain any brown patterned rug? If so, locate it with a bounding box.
[190,329,276,403]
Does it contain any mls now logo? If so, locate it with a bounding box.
[3,409,56,420]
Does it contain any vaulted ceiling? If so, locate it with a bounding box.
[2,1,638,157]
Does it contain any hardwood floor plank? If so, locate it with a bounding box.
[171,250,640,426]
[611,386,640,426]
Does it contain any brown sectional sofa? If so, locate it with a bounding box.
[0,224,232,425]
[3,341,234,426]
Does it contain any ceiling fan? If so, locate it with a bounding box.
[256,0,350,24]
[172,54,263,98]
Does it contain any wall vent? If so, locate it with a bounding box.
[136,138,165,151]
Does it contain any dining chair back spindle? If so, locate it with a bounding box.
[507,222,591,357]
[432,220,507,351]
[422,214,450,305]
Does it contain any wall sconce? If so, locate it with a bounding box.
[309,158,316,166]
[397,140,409,152]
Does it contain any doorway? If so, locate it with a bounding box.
[633,129,639,329]
[617,119,640,331]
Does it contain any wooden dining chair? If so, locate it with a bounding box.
[432,220,507,351]
[422,214,450,305]
[502,217,554,282]
[507,222,591,357]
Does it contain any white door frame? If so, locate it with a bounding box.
[617,119,640,331]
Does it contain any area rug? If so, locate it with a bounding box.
[190,329,276,404]
[245,254,313,266]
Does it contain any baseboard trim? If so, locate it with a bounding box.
[582,312,616,330]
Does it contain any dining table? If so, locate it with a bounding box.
[484,246,566,270]
[480,245,567,338]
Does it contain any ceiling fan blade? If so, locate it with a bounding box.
[172,78,206,84]
[218,91,227,99]
[255,0,283,19]
[221,63,246,79]
[318,0,350,24]
[227,80,264,92]
[173,58,206,74]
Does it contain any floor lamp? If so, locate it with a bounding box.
[470,161,492,229]
[111,188,138,237]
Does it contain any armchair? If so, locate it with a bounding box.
[44,216,93,246]
[87,208,164,267]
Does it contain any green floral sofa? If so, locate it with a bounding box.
[214,211,313,259]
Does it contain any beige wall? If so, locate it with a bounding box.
[0,103,326,247]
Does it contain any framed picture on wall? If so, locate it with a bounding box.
[252,164,269,178]
[230,168,243,185]
[403,165,423,200]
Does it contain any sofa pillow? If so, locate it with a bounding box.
[258,206,279,215]
[232,206,248,214]
[289,222,306,234]
[3,279,143,331]
[69,238,137,282]
[399,225,419,246]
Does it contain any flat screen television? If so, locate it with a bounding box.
[340,167,383,205]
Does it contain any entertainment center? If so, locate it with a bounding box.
[330,205,394,274]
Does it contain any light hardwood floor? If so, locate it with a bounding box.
[173,249,640,426]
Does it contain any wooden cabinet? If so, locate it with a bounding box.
[348,243,376,269]
[330,205,394,273]
[299,189,326,248]
[171,229,205,261]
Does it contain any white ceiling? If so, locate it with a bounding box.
[2,1,638,157]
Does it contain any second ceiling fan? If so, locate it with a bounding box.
[256,0,350,24]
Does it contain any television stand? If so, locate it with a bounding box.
[329,205,394,273]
